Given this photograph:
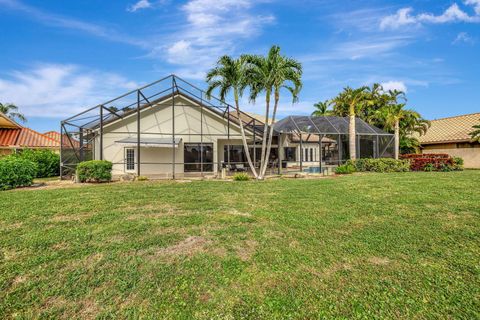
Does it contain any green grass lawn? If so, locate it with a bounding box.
[1,172,479,319]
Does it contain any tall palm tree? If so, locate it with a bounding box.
[331,87,369,160]
[377,100,430,159]
[312,100,333,116]
[246,45,302,179]
[470,120,480,142]
[206,55,258,177]
[0,103,26,123]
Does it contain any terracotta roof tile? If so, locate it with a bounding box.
[0,129,21,146]
[0,127,59,148]
[43,131,60,141]
[16,128,59,148]
[417,112,480,144]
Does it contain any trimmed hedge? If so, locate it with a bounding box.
[347,158,410,173]
[13,149,60,178]
[400,154,462,172]
[0,156,37,190]
[76,160,112,183]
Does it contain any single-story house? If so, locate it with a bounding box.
[418,112,480,168]
[0,112,59,156]
[60,75,394,179]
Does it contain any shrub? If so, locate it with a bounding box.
[13,149,60,178]
[452,157,464,171]
[347,158,410,173]
[0,156,37,190]
[424,163,435,172]
[137,176,148,181]
[441,165,453,172]
[401,154,454,171]
[76,160,112,183]
[233,172,250,181]
[335,163,356,174]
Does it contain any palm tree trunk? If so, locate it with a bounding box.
[234,92,258,178]
[259,92,270,179]
[349,112,356,160]
[394,120,400,160]
[260,91,279,178]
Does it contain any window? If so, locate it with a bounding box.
[224,145,246,164]
[284,147,296,161]
[310,148,313,162]
[125,148,135,172]
[184,143,213,172]
[305,148,308,162]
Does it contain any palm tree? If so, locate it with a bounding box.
[312,100,333,116]
[376,97,430,159]
[331,87,369,160]
[246,45,302,179]
[376,103,408,159]
[206,55,258,177]
[470,120,480,142]
[0,103,26,123]
[375,90,408,159]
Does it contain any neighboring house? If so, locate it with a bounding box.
[418,112,480,168]
[44,131,81,149]
[60,75,394,179]
[0,112,59,156]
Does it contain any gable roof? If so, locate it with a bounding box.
[245,112,274,125]
[44,131,60,141]
[418,112,480,144]
[80,90,265,137]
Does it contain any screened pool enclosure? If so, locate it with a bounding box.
[273,116,395,174]
[60,75,395,179]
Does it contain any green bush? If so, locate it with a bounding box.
[0,156,37,190]
[347,158,410,173]
[76,160,112,183]
[440,164,453,172]
[452,157,464,171]
[335,164,356,174]
[233,172,251,181]
[424,163,435,172]
[13,149,59,178]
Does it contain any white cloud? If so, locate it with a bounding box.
[0,0,147,47]
[380,2,480,30]
[380,8,419,30]
[381,81,408,93]
[127,0,152,12]
[453,31,475,44]
[153,0,275,79]
[301,35,413,62]
[0,64,138,118]
[465,0,480,14]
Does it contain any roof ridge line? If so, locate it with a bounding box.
[431,112,480,121]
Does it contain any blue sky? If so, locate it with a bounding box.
[0,0,479,132]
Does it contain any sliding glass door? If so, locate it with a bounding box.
[184,143,213,172]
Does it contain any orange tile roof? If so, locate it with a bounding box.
[0,127,59,148]
[44,131,81,148]
[43,131,60,141]
[0,129,21,146]
[418,112,480,144]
